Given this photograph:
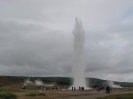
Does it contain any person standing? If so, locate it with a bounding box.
[106,86,110,94]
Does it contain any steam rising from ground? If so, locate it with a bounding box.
[22,78,55,87]
[34,79,44,86]
[24,78,33,86]
[107,81,122,88]
[72,17,88,89]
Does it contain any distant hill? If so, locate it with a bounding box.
[0,76,133,87]
[88,78,133,88]
[0,76,23,86]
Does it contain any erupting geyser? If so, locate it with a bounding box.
[72,17,88,89]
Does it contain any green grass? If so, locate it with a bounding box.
[0,93,17,99]
[0,88,22,92]
[97,93,133,99]
[25,92,46,97]
[25,93,37,96]
[97,98,102,99]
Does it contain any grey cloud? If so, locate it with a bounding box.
[0,20,72,76]
[0,0,133,81]
[84,20,133,80]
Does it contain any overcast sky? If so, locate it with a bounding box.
[0,0,133,82]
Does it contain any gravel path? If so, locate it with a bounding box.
[55,91,133,99]
[64,93,109,99]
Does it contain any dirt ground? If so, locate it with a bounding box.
[15,88,133,99]
[56,90,133,99]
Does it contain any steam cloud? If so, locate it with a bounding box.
[34,79,44,86]
[72,17,88,88]
[24,78,33,86]
[107,81,122,88]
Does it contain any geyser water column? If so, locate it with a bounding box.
[72,17,87,89]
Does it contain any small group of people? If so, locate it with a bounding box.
[43,86,58,91]
[96,86,104,92]
[20,85,26,90]
[106,86,111,94]
[38,86,45,90]
[72,87,76,91]
[72,86,84,91]
[79,86,84,91]
[96,86,112,94]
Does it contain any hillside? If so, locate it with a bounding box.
[0,76,23,86]
[0,76,133,87]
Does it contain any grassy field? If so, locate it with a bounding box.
[0,83,133,99]
[0,82,78,99]
[0,76,133,99]
[0,87,69,99]
[0,85,133,99]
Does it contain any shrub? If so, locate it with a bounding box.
[0,93,17,99]
[97,98,102,99]
[26,93,37,96]
[115,97,122,99]
[26,93,46,97]
[38,93,46,96]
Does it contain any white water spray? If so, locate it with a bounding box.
[72,17,88,89]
